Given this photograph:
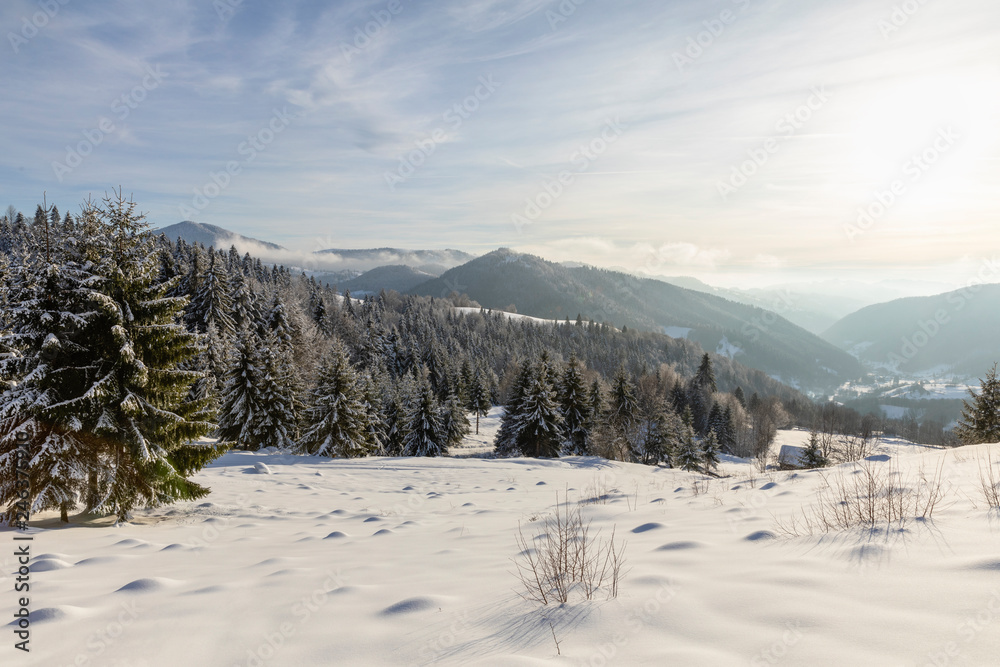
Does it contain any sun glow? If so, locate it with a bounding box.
[847,72,999,186]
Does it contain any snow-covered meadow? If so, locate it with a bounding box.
[6,416,1000,666]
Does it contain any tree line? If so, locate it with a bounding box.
[3,195,987,524]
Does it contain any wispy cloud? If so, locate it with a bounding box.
[1,0,998,289]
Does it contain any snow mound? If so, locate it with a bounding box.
[656,541,703,551]
[631,522,665,533]
[115,578,178,593]
[379,597,441,616]
[32,558,74,572]
[744,530,778,542]
[7,606,87,626]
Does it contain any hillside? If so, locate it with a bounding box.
[19,433,1000,666]
[153,221,284,251]
[411,249,863,393]
[314,247,475,274]
[656,277,870,334]
[339,264,436,296]
[822,284,1000,376]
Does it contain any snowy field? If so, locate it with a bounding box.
[6,422,1000,666]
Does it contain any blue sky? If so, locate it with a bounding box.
[1,0,998,288]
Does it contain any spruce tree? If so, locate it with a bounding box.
[298,342,370,457]
[360,372,387,456]
[404,370,445,457]
[608,367,639,459]
[701,430,720,473]
[802,429,828,468]
[515,358,564,458]
[559,356,592,455]
[694,353,717,393]
[187,251,235,336]
[675,424,702,473]
[468,370,492,435]
[216,329,263,449]
[0,249,101,522]
[438,391,470,450]
[3,193,222,522]
[249,336,299,450]
[955,364,1000,445]
[494,362,533,457]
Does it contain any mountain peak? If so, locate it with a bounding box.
[154,221,284,251]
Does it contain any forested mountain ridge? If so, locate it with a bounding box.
[1,199,958,523]
[412,249,863,393]
[822,283,1000,376]
[155,221,284,251]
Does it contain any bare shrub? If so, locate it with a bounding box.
[832,431,881,463]
[775,458,946,537]
[512,492,628,605]
[978,450,1000,510]
[580,474,616,505]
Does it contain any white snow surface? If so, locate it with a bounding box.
[6,428,1000,666]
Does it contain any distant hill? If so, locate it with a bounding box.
[314,247,474,273]
[339,265,436,296]
[411,249,863,393]
[822,284,1000,376]
[154,221,284,251]
[654,277,902,334]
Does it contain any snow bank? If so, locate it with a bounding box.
[8,433,1000,666]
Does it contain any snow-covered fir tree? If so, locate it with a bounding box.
[403,369,445,457]
[438,390,470,450]
[559,355,592,455]
[675,424,702,473]
[802,429,828,468]
[955,363,1000,445]
[298,342,371,457]
[187,250,235,336]
[513,358,564,458]
[0,246,102,522]
[701,430,720,473]
[216,329,264,448]
[467,370,492,435]
[249,335,300,450]
[2,193,222,523]
[494,362,533,457]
